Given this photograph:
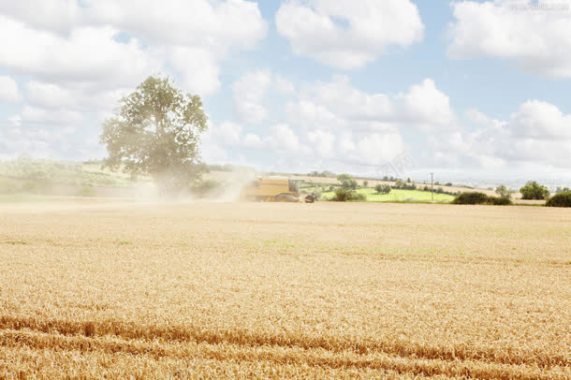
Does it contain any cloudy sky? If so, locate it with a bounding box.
[0,0,570,184]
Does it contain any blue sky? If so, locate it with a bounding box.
[0,0,570,185]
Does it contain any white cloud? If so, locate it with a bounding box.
[84,0,267,95]
[274,76,296,95]
[288,76,454,132]
[270,124,302,152]
[0,75,20,102]
[0,0,80,33]
[243,133,263,149]
[510,100,571,139]
[276,0,423,69]
[232,70,300,125]
[0,17,158,86]
[20,106,82,125]
[401,79,455,127]
[0,0,267,159]
[0,0,266,99]
[300,76,393,123]
[168,47,221,95]
[233,70,273,124]
[217,122,243,146]
[25,81,74,108]
[307,129,335,157]
[85,0,266,53]
[436,100,571,170]
[449,0,571,77]
[353,132,404,165]
[220,75,426,168]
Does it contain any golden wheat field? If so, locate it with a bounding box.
[0,201,570,379]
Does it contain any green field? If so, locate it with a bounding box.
[322,188,455,203]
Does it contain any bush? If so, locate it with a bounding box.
[337,174,357,190]
[374,184,391,194]
[452,192,512,205]
[520,181,550,200]
[332,188,366,202]
[546,192,571,208]
[486,196,512,205]
[393,179,416,190]
[495,185,512,200]
[452,192,489,205]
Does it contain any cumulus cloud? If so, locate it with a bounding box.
[0,76,20,102]
[232,70,299,125]
[85,0,266,53]
[25,81,74,109]
[209,75,449,170]
[233,70,273,124]
[287,76,455,132]
[276,0,423,69]
[168,47,221,95]
[0,18,158,86]
[0,0,80,32]
[204,71,570,175]
[84,0,267,94]
[20,106,83,125]
[449,0,571,77]
[401,79,455,127]
[0,0,267,159]
[434,100,571,170]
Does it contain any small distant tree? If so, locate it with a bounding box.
[556,186,570,194]
[363,180,368,188]
[100,76,208,194]
[520,181,550,200]
[375,184,391,194]
[337,174,357,190]
[332,188,366,202]
[495,185,512,199]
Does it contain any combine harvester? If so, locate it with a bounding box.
[242,177,316,202]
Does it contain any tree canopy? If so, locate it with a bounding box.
[337,174,358,190]
[495,185,511,199]
[101,76,207,192]
[520,181,550,200]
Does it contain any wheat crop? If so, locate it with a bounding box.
[0,201,569,379]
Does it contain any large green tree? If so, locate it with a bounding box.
[520,181,550,200]
[101,76,207,192]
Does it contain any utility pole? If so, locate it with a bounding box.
[430,172,434,202]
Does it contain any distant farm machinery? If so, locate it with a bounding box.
[241,177,317,203]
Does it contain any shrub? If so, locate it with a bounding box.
[332,188,366,202]
[453,192,512,205]
[486,196,512,206]
[546,192,571,208]
[452,192,489,205]
[375,184,391,194]
[495,185,512,200]
[520,181,550,200]
[337,174,357,190]
[393,179,416,190]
